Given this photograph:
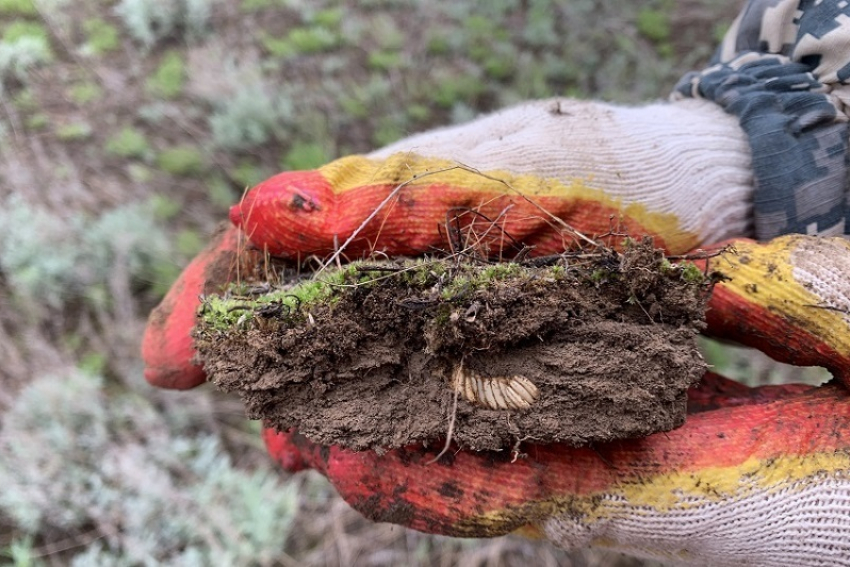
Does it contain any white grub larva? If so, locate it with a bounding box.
[450,363,539,411]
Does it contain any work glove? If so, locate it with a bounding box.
[142,0,850,563]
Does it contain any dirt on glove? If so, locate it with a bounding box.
[194,238,713,452]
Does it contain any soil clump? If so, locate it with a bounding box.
[194,239,713,452]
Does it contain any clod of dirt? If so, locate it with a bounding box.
[194,239,713,452]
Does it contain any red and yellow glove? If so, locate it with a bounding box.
[143,99,850,564]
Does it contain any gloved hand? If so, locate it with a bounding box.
[145,227,850,564]
[144,97,752,389]
[142,0,850,564]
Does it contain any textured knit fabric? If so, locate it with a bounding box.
[673,0,850,239]
[370,98,752,249]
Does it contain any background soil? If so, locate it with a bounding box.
[9,0,820,565]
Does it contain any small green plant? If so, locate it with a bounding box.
[406,103,431,123]
[0,535,41,567]
[55,121,93,141]
[433,262,524,300]
[146,50,186,99]
[372,113,406,146]
[481,52,515,81]
[0,0,37,16]
[479,262,522,282]
[261,25,340,58]
[312,7,345,28]
[426,31,453,56]
[288,26,340,53]
[77,351,107,376]
[338,93,369,119]
[239,0,284,10]
[681,262,705,284]
[105,126,151,159]
[229,159,271,188]
[258,33,294,58]
[636,5,673,58]
[68,81,101,104]
[12,87,36,110]
[149,193,182,220]
[175,228,203,256]
[370,13,404,50]
[368,49,404,71]
[2,20,49,44]
[25,112,47,129]
[82,18,120,54]
[281,141,331,170]
[431,71,486,109]
[636,6,671,43]
[206,174,238,208]
[463,15,508,44]
[589,268,612,284]
[156,145,205,176]
[521,0,558,47]
[127,163,153,183]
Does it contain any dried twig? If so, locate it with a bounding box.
[317,165,467,274]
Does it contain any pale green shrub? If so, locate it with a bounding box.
[0,36,52,90]
[0,196,173,309]
[115,0,221,48]
[0,370,298,565]
[209,85,294,151]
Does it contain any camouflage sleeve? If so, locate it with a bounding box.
[672,0,850,239]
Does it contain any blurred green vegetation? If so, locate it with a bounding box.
[68,81,102,104]
[0,0,38,16]
[156,145,205,176]
[82,18,120,54]
[105,126,152,159]
[146,50,186,99]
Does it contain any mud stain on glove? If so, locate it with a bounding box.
[193,239,713,452]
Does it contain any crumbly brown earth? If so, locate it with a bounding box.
[195,240,712,452]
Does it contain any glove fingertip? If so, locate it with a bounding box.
[262,427,309,473]
[142,291,207,389]
[230,170,332,257]
[141,257,209,389]
[142,224,246,390]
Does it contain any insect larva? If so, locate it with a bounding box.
[450,364,539,411]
